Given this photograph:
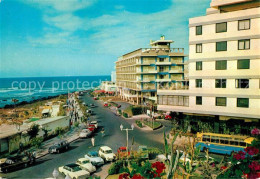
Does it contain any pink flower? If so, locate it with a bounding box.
[248,161,260,172]
[251,128,260,135]
[245,146,259,156]
[233,151,246,160]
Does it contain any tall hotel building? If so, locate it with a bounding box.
[157,0,260,134]
[115,36,187,104]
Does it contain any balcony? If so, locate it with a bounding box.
[157,83,189,90]
[156,78,171,82]
[156,61,171,65]
[169,69,184,73]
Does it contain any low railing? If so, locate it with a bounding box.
[141,48,184,53]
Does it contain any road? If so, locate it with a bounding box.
[1,94,172,179]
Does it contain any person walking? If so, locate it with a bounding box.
[101,128,105,137]
[91,137,95,147]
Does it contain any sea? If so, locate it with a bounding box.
[0,76,110,108]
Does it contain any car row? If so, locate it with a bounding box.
[58,146,115,178]
[48,140,69,154]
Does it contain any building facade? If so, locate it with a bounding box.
[157,0,260,134]
[115,36,187,104]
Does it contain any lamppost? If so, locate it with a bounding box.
[120,124,134,161]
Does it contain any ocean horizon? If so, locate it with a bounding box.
[0,75,110,108]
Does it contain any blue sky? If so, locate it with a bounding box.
[0,0,210,78]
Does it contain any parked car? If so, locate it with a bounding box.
[0,154,36,173]
[88,124,96,132]
[48,140,69,154]
[117,104,121,108]
[103,102,108,107]
[138,146,149,159]
[79,129,92,138]
[84,151,104,167]
[76,158,96,173]
[98,146,116,162]
[58,163,90,179]
[90,121,98,128]
[117,146,130,159]
[90,104,95,108]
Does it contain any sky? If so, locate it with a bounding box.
[0,0,211,78]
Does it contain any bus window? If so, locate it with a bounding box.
[230,141,239,146]
[240,142,246,147]
[202,135,210,142]
[220,139,229,144]
[211,136,219,143]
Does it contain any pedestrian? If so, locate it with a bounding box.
[101,128,105,137]
[91,137,95,147]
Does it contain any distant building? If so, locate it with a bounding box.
[111,71,116,82]
[100,81,117,92]
[115,36,187,104]
[157,0,260,134]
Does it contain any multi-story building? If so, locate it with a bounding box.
[116,36,187,104]
[157,0,260,134]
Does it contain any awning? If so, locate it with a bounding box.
[42,109,50,114]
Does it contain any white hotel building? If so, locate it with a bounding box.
[157,0,260,134]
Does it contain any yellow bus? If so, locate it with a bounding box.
[195,132,255,155]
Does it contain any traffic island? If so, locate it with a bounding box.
[136,119,162,130]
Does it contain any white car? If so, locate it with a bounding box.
[90,121,98,128]
[76,158,96,173]
[84,151,104,167]
[58,163,90,179]
[98,146,116,162]
[79,129,92,138]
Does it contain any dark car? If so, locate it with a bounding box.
[48,140,69,154]
[0,154,35,173]
[90,104,95,108]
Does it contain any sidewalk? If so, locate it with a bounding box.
[35,125,83,158]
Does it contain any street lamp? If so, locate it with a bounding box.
[120,124,134,161]
[52,168,59,179]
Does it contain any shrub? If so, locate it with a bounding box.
[30,136,43,148]
[135,120,143,128]
[108,160,124,175]
[123,112,128,118]
[119,167,130,174]
[74,121,79,127]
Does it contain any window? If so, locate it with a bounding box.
[236,79,249,88]
[196,96,202,105]
[196,44,202,53]
[215,79,226,88]
[238,39,250,50]
[238,59,250,69]
[238,19,250,30]
[216,97,226,106]
[159,58,164,62]
[216,41,227,51]
[196,61,202,70]
[159,66,165,72]
[237,98,249,108]
[211,136,219,143]
[196,79,202,88]
[216,60,227,70]
[216,22,227,33]
[202,135,210,142]
[196,25,202,35]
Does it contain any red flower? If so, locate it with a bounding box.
[221,166,227,170]
[245,146,259,156]
[249,161,260,172]
[233,151,246,160]
[251,128,260,135]
[131,174,144,179]
[152,162,166,176]
[119,173,130,179]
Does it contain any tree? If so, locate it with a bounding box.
[27,124,40,140]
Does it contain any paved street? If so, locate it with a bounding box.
[0,94,172,179]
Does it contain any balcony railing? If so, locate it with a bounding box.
[157,83,189,90]
[141,48,184,53]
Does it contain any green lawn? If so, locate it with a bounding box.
[143,120,161,129]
